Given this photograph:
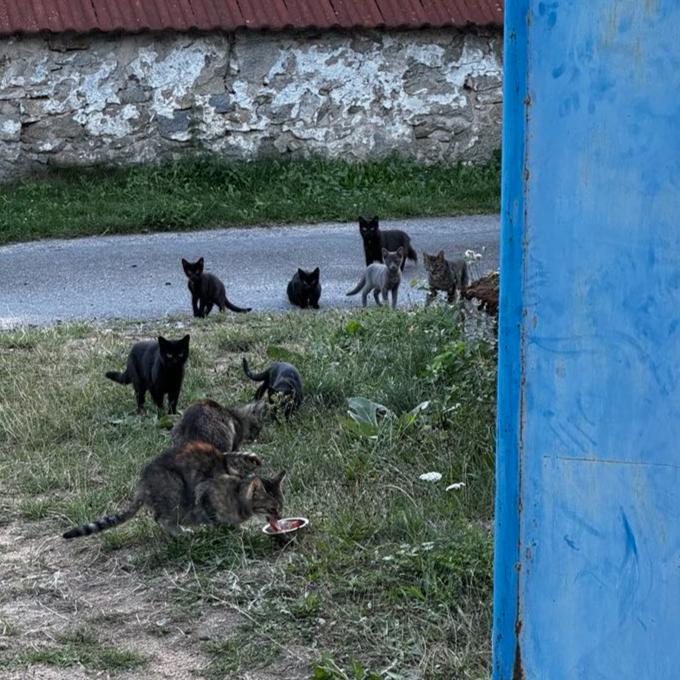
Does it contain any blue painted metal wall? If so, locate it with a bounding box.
[493,2,680,678]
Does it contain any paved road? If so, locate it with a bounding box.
[0,215,499,328]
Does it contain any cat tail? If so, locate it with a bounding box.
[62,486,144,539]
[346,275,366,296]
[105,369,130,384]
[224,297,252,313]
[242,358,268,382]
[407,245,418,262]
[460,262,470,293]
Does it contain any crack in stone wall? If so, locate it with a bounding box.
[0,28,502,180]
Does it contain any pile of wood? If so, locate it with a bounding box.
[463,271,499,316]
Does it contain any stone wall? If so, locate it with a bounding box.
[0,28,502,181]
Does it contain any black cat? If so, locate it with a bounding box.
[358,216,417,271]
[181,257,251,318]
[242,358,303,417]
[106,335,190,414]
[287,268,321,309]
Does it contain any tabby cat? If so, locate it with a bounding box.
[422,250,470,305]
[358,216,417,271]
[62,442,285,539]
[171,398,265,453]
[181,257,251,317]
[346,247,403,309]
[105,335,190,414]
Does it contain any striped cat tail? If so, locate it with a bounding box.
[62,487,144,539]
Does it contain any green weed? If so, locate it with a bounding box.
[0,154,500,245]
[0,307,496,677]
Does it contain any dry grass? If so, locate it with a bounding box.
[0,306,496,678]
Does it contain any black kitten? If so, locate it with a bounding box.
[242,358,303,417]
[106,335,190,414]
[181,257,251,318]
[287,268,321,309]
[358,216,417,271]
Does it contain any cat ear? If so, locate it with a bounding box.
[244,477,263,502]
[157,336,168,349]
[297,268,305,278]
[397,247,404,258]
[358,217,367,227]
[436,250,445,260]
[312,267,320,278]
[370,216,379,226]
[381,247,389,259]
[197,257,204,271]
[273,470,287,488]
[180,334,190,346]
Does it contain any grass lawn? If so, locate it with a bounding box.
[0,155,500,246]
[0,306,496,678]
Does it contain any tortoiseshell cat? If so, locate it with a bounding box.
[171,398,265,453]
[62,442,285,539]
[358,216,417,271]
[105,335,190,414]
[423,250,470,305]
[181,257,251,318]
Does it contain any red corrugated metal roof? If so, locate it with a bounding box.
[0,0,503,35]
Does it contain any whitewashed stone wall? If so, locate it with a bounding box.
[0,28,502,180]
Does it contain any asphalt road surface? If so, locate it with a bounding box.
[0,215,499,328]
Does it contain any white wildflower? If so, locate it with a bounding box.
[446,482,466,491]
[419,471,442,482]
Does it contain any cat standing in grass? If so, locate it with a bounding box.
[62,442,286,539]
[105,335,189,414]
[242,358,303,417]
[422,250,470,305]
[346,247,404,309]
[181,257,251,318]
[287,268,321,309]
[171,398,265,453]
[358,217,417,271]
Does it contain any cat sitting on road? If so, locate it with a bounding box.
[62,441,285,539]
[423,250,470,305]
[358,217,417,271]
[105,335,189,414]
[287,268,321,309]
[346,247,404,309]
[181,257,251,318]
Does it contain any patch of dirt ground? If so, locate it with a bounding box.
[0,518,312,679]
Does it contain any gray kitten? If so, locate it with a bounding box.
[346,247,404,309]
[62,441,285,539]
[422,250,470,305]
[171,398,264,453]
